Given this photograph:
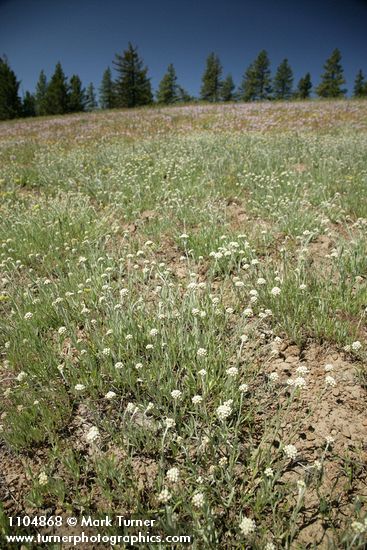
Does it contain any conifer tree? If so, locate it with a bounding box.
[113,43,152,108]
[221,74,235,101]
[316,49,346,98]
[35,70,48,116]
[200,53,223,102]
[85,83,97,111]
[99,67,115,109]
[296,73,312,99]
[239,63,257,101]
[239,51,272,101]
[253,50,272,99]
[22,91,36,117]
[0,56,22,120]
[157,64,180,104]
[353,69,367,98]
[177,86,192,103]
[44,62,69,115]
[273,59,293,99]
[68,74,85,112]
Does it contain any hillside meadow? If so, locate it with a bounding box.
[0,100,367,549]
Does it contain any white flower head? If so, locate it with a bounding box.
[269,372,279,382]
[325,375,336,387]
[192,395,203,404]
[239,516,256,536]
[158,488,171,503]
[271,287,281,296]
[166,467,180,483]
[351,340,362,352]
[105,391,117,399]
[38,472,48,486]
[284,444,297,460]
[192,492,205,508]
[85,426,100,443]
[293,376,307,388]
[165,417,176,429]
[226,366,238,378]
[216,401,232,420]
[16,371,27,382]
[171,390,182,400]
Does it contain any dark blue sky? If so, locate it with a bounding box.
[1,0,367,97]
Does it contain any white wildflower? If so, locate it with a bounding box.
[192,492,205,508]
[216,401,232,420]
[105,391,117,400]
[351,340,362,352]
[284,444,297,460]
[38,472,48,486]
[85,426,100,443]
[192,395,203,404]
[325,375,336,387]
[226,366,238,377]
[166,468,180,483]
[158,488,171,503]
[271,287,281,296]
[239,516,256,536]
[171,390,182,400]
[165,417,176,429]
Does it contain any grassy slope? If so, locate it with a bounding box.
[0,100,366,549]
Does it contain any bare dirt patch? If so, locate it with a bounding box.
[258,340,367,547]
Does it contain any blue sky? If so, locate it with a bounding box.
[1,0,367,97]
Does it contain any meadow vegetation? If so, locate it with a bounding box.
[0,100,366,549]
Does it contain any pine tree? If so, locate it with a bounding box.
[85,83,97,111]
[22,91,36,117]
[99,67,115,109]
[177,86,192,103]
[239,51,272,101]
[35,70,48,116]
[0,56,22,120]
[253,50,272,99]
[68,74,85,112]
[221,74,235,101]
[44,62,69,115]
[316,49,346,98]
[113,43,152,108]
[200,53,222,102]
[239,63,257,101]
[273,59,293,99]
[296,73,312,99]
[157,64,180,104]
[353,69,367,98]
